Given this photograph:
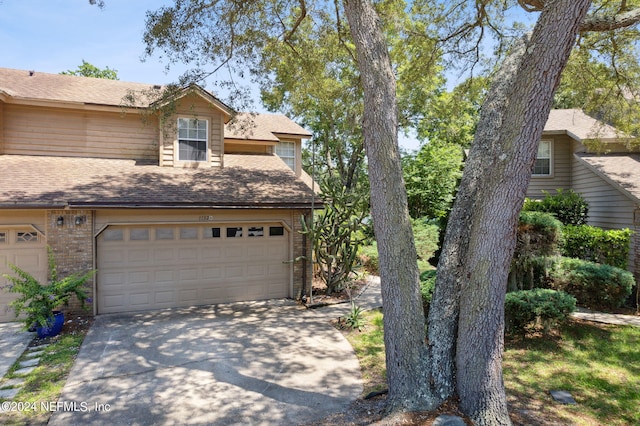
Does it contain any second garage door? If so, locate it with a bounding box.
[97,223,289,314]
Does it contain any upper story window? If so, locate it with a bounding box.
[178,118,208,162]
[275,141,295,171]
[533,140,552,176]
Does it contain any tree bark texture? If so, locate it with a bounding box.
[441,1,592,424]
[343,0,434,412]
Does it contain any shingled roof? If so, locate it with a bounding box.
[0,154,319,208]
[575,153,640,204]
[0,67,159,107]
[544,109,623,141]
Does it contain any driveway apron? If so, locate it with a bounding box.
[49,300,362,425]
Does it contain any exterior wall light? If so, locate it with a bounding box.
[75,216,86,226]
[57,216,64,226]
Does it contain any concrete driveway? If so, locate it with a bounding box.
[49,300,362,425]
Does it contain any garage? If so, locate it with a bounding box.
[97,222,290,314]
[0,227,48,322]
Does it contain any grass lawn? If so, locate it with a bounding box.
[0,319,90,425]
[341,309,640,425]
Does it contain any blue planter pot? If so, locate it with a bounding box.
[36,311,64,338]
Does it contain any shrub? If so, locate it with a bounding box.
[358,243,379,275]
[562,225,632,269]
[510,212,563,291]
[419,269,437,317]
[548,257,634,310]
[2,247,94,330]
[412,219,440,264]
[504,289,576,335]
[523,189,589,226]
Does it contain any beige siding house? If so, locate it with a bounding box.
[0,67,317,321]
[528,109,640,284]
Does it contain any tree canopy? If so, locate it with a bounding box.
[60,60,119,80]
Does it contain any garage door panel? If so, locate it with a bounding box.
[0,229,47,322]
[155,269,176,283]
[154,248,176,262]
[98,223,289,314]
[154,290,175,304]
[202,267,223,280]
[128,249,151,264]
[129,293,151,307]
[225,266,244,279]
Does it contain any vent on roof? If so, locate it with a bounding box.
[29,70,35,77]
[153,84,161,90]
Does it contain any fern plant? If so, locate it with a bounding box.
[2,247,94,330]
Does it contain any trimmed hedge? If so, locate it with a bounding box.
[510,212,563,291]
[562,225,632,270]
[523,189,589,226]
[548,257,634,310]
[505,289,576,335]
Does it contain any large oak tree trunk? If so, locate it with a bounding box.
[343,0,435,412]
[433,1,592,424]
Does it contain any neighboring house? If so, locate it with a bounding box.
[0,67,318,322]
[528,108,640,284]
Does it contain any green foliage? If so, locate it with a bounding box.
[344,302,366,331]
[523,189,589,226]
[548,257,634,310]
[303,176,368,294]
[413,77,488,147]
[402,143,463,219]
[2,248,94,330]
[60,60,118,80]
[419,269,436,317]
[510,211,563,291]
[562,225,632,269]
[411,219,440,264]
[504,289,576,335]
[358,242,379,275]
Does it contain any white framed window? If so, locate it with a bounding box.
[533,140,552,176]
[0,231,6,244]
[178,118,208,162]
[275,141,295,171]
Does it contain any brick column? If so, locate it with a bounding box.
[45,210,94,315]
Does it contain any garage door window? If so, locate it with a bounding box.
[248,226,264,237]
[204,227,221,238]
[0,232,6,243]
[130,229,150,241]
[103,229,123,241]
[17,232,38,243]
[156,228,174,240]
[180,227,198,239]
[269,226,285,237]
[227,227,243,238]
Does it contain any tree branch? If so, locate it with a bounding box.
[580,7,640,32]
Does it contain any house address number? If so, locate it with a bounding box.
[199,215,215,222]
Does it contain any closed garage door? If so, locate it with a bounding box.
[0,228,47,322]
[97,223,289,314]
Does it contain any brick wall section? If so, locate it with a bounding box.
[46,210,94,315]
[292,209,312,299]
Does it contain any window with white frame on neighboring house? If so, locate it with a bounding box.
[533,140,552,175]
[275,141,295,171]
[178,118,208,162]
